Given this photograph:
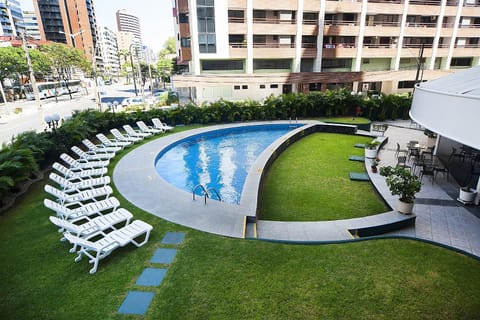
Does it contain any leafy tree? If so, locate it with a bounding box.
[0,47,27,83]
[159,37,176,57]
[39,43,90,98]
[157,57,173,88]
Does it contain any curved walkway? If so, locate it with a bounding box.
[114,120,480,258]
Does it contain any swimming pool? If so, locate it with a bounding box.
[155,124,303,204]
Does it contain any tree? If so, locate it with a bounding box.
[0,47,27,83]
[159,37,176,57]
[157,57,173,88]
[39,43,90,98]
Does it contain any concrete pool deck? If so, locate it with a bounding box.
[113,120,480,258]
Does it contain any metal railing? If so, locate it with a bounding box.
[192,184,222,204]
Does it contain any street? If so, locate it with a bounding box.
[0,83,138,145]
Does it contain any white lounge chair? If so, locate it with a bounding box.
[82,139,122,154]
[49,210,133,252]
[44,197,120,222]
[45,184,113,207]
[49,172,110,193]
[53,162,107,180]
[152,118,174,131]
[60,153,109,170]
[63,220,153,274]
[110,128,142,143]
[123,124,152,139]
[71,146,115,161]
[96,133,131,149]
[136,121,163,134]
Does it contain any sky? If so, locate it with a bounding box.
[18,0,175,53]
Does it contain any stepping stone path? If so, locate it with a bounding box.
[349,172,370,181]
[117,231,185,316]
[348,155,365,162]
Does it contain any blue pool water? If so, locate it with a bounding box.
[155,124,303,204]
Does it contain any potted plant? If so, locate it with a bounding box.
[365,140,380,159]
[371,157,380,173]
[458,179,477,204]
[380,165,422,214]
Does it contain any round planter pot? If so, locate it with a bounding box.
[371,166,377,173]
[397,200,414,214]
[459,188,476,203]
[365,148,377,159]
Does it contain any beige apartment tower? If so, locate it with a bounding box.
[171,0,480,103]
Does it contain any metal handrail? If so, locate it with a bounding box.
[192,184,209,204]
[206,187,222,202]
[193,184,222,204]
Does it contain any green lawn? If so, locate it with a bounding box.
[259,133,388,221]
[317,116,371,124]
[1,125,479,320]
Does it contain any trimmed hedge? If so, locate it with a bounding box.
[0,89,412,205]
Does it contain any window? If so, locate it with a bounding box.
[242,85,248,89]
[398,80,416,89]
[234,85,241,90]
[322,58,352,69]
[197,0,216,53]
[260,84,266,89]
[228,10,244,23]
[179,13,188,23]
[270,84,278,88]
[201,60,244,71]
[253,59,291,70]
[363,59,370,64]
[451,57,472,67]
[180,37,190,47]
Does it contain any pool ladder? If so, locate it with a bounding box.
[192,184,222,204]
[289,117,298,127]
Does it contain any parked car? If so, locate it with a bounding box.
[121,97,145,107]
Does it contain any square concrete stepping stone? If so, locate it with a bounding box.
[161,232,185,245]
[349,172,370,181]
[349,155,365,162]
[354,143,366,148]
[117,291,154,315]
[150,248,177,264]
[136,268,167,287]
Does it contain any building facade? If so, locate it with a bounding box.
[22,11,41,40]
[171,0,480,103]
[116,9,142,43]
[98,25,120,77]
[0,0,25,37]
[33,0,100,61]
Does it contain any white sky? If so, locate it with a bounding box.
[18,0,175,53]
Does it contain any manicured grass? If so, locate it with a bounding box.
[1,125,479,320]
[259,133,388,221]
[317,116,371,124]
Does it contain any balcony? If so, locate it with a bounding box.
[365,2,403,15]
[253,43,296,58]
[364,24,401,37]
[322,43,357,58]
[325,1,362,13]
[323,21,359,36]
[253,22,297,34]
[404,23,439,37]
[229,43,247,58]
[362,44,398,58]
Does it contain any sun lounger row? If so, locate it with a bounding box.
[42,120,174,274]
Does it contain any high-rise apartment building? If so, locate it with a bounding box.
[98,25,120,76]
[33,0,100,61]
[0,0,25,37]
[171,0,480,103]
[23,11,41,40]
[116,9,142,43]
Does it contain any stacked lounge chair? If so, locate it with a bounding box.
[44,133,155,274]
